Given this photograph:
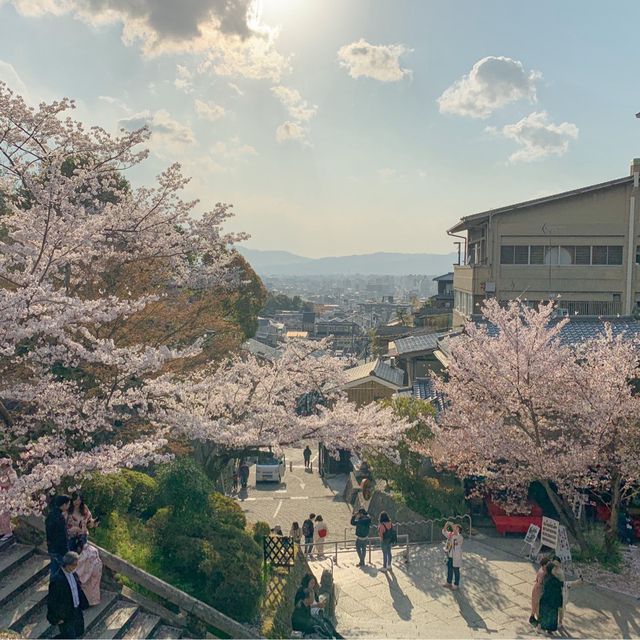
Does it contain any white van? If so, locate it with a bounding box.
[255,451,286,483]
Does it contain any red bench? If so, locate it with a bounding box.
[486,498,543,535]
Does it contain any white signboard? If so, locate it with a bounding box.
[541,516,560,549]
[556,525,572,567]
[524,523,540,546]
[571,493,588,520]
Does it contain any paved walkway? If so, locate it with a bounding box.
[234,447,352,544]
[310,535,640,639]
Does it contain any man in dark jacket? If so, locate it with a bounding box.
[46,495,71,576]
[47,552,89,639]
[350,508,372,567]
[302,513,315,557]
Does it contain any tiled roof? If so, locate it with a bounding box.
[392,332,449,356]
[241,339,282,360]
[344,358,404,387]
[477,317,640,346]
[433,272,454,281]
[411,377,446,412]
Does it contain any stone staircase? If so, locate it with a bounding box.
[0,542,183,639]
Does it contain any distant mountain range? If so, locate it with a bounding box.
[237,247,457,276]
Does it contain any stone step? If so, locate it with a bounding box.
[0,534,17,552]
[152,625,183,639]
[0,574,49,630]
[0,543,34,580]
[121,611,161,639]
[20,589,119,639]
[88,601,138,640]
[0,553,50,607]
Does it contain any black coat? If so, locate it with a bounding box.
[350,514,372,538]
[45,510,69,555]
[47,570,89,625]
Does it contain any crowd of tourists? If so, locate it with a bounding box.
[44,493,103,639]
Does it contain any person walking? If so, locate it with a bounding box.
[303,446,312,470]
[46,496,71,577]
[66,493,97,552]
[302,513,315,557]
[239,460,250,490]
[530,555,552,625]
[0,458,17,543]
[47,551,90,639]
[350,508,372,567]
[442,522,463,590]
[538,561,563,635]
[74,540,102,606]
[378,512,396,572]
[314,515,328,557]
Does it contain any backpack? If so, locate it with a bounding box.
[383,524,397,544]
[302,519,313,537]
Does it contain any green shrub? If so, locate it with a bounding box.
[157,458,212,526]
[252,521,271,545]
[154,513,263,622]
[209,492,246,530]
[81,472,132,518]
[120,469,158,518]
[91,511,157,573]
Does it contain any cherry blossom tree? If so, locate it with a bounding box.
[145,337,409,459]
[0,83,408,515]
[429,299,640,552]
[0,82,243,513]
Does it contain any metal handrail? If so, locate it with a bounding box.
[309,534,410,564]
[343,513,472,546]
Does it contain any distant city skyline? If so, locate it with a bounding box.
[1,0,639,257]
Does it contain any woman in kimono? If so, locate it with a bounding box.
[75,540,103,606]
[529,555,552,625]
[538,561,564,635]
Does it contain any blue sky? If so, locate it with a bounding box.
[1,0,639,257]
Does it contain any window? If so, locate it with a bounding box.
[636,246,640,265]
[607,246,623,265]
[592,246,608,265]
[500,245,515,264]
[500,244,623,266]
[514,246,529,264]
[454,290,474,316]
[529,246,544,264]
[575,246,591,265]
[612,293,621,304]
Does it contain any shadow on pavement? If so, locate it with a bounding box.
[384,569,414,621]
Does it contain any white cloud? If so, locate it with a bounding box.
[438,56,541,119]
[490,111,579,162]
[337,39,411,82]
[271,86,317,122]
[228,82,244,96]
[194,98,226,121]
[213,136,257,160]
[275,121,310,146]
[174,64,194,93]
[0,60,29,97]
[98,95,130,111]
[118,109,195,149]
[7,0,290,81]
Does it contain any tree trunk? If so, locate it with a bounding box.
[540,480,589,553]
[605,473,622,556]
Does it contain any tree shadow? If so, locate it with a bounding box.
[384,569,414,621]
[453,590,499,633]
